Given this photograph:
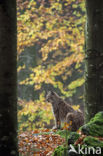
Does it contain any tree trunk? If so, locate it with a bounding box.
[85,0,103,122]
[0,1,18,155]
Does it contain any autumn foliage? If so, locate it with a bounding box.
[17,0,85,130]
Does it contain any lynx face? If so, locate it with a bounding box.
[46,91,56,103]
[46,91,59,112]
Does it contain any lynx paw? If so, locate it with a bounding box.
[52,126,58,130]
[52,125,61,130]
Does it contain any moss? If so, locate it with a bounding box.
[53,112,103,156]
[82,136,103,156]
[65,112,103,156]
[81,112,103,137]
[52,145,68,156]
[68,132,80,144]
[56,130,70,138]
[52,130,70,156]
[83,136,103,148]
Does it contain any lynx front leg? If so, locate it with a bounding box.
[53,113,61,129]
[55,118,61,129]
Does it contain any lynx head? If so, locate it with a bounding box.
[46,91,57,103]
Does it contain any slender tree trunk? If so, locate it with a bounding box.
[85,0,103,122]
[0,1,18,155]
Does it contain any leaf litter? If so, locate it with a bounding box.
[18,129,65,156]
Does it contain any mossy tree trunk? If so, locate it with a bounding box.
[85,0,103,122]
[0,0,18,155]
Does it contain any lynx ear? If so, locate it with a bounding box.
[48,91,55,95]
[47,91,52,96]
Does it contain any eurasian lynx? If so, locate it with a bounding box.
[46,91,84,131]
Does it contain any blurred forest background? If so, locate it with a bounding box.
[17,0,86,131]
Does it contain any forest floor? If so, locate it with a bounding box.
[18,129,67,156]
